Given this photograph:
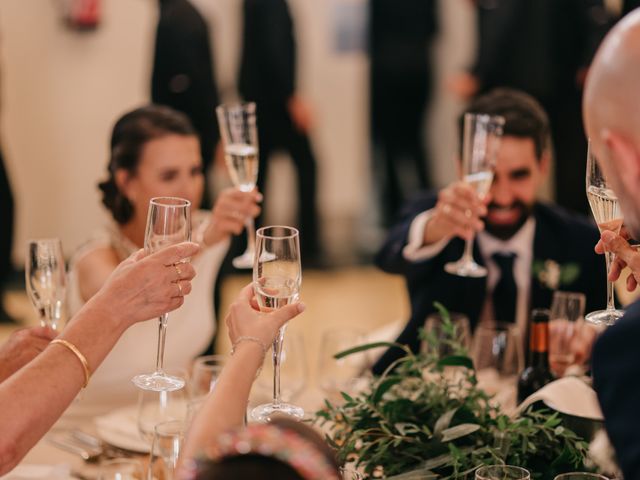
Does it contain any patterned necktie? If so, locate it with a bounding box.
[492,252,518,324]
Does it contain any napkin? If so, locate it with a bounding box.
[517,376,603,420]
[0,464,70,479]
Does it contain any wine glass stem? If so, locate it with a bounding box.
[246,217,256,254]
[155,313,169,374]
[605,252,616,311]
[462,235,475,264]
[272,327,284,405]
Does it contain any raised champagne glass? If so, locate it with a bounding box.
[216,102,259,269]
[585,143,625,325]
[251,226,304,422]
[25,238,66,330]
[132,197,191,391]
[444,113,505,277]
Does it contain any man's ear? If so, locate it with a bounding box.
[538,150,551,178]
[602,129,640,195]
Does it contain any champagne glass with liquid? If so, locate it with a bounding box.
[25,238,66,330]
[132,197,191,391]
[585,143,625,325]
[445,113,505,277]
[216,102,259,269]
[251,226,304,422]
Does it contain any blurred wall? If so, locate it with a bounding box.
[1,0,474,265]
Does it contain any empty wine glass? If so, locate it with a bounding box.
[25,238,66,330]
[188,355,225,401]
[132,197,191,392]
[216,102,259,269]
[421,312,472,356]
[318,329,369,401]
[98,459,144,480]
[475,465,530,480]
[137,386,188,444]
[553,474,610,480]
[148,420,186,480]
[585,143,625,325]
[445,113,505,277]
[251,226,304,422]
[549,291,586,377]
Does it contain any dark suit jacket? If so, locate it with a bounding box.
[239,0,295,119]
[593,300,640,480]
[373,193,606,373]
[152,0,219,168]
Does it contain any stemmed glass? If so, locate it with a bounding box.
[475,465,530,479]
[216,102,259,269]
[548,291,586,377]
[585,143,625,325]
[148,420,186,480]
[25,238,66,330]
[132,197,191,391]
[251,226,304,422]
[445,113,505,277]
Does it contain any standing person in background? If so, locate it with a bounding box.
[449,0,609,215]
[369,0,438,227]
[239,0,320,260]
[152,0,219,208]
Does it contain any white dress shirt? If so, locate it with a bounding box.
[403,209,536,332]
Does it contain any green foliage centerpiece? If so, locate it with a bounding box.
[315,304,591,479]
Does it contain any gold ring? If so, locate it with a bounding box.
[174,263,182,279]
[176,281,183,296]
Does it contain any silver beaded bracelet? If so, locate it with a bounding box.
[231,336,268,357]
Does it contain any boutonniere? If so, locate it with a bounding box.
[532,259,581,290]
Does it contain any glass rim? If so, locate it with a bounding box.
[553,474,610,480]
[216,101,256,114]
[26,237,62,245]
[154,419,187,435]
[149,196,191,207]
[256,225,299,239]
[464,112,506,126]
[475,322,522,333]
[193,354,226,365]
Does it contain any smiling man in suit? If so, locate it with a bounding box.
[373,88,606,374]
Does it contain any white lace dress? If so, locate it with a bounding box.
[64,211,227,418]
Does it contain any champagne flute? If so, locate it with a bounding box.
[585,143,625,325]
[445,113,505,277]
[216,102,259,269]
[25,238,66,330]
[132,197,191,391]
[251,226,304,422]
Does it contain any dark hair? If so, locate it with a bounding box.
[194,418,340,480]
[460,88,550,159]
[98,104,197,224]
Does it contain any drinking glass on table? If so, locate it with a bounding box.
[549,291,586,377]
[585,142,625,325]
[251,226,304,422]
[188,354,225,401]
[132,197,191,392]
[138,386,188,444]
[25,238,66,330]
[98,459,144,480]
[554,474,610,480]
[475,465,530,480]
[421,312,471,356]
[318,329,369,400]
[148,420,186,480]
[445,113,505,278]
[216,102,259,269]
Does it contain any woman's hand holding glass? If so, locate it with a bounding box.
[203,187,262,246]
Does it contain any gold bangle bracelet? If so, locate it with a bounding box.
[50,339,91,388]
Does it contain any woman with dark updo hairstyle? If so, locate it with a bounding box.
[65,105,261,417]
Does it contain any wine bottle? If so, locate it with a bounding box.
[517,309,555,404]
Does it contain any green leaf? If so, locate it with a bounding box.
[341,391,355,403]
[436,355,474,370]
[372,377,403,403]
[441,423,481,442]
[434,407,458,435]
[334,341,407,359]
[560,263,581,285]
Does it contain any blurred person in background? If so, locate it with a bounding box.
[65,105,260,416]
[373,89,605,374]
[152,0,219,208]
[449,0,610,215]
[238,0,320,260]
[369,0,438,227]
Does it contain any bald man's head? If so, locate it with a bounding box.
[584,9,640,237]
